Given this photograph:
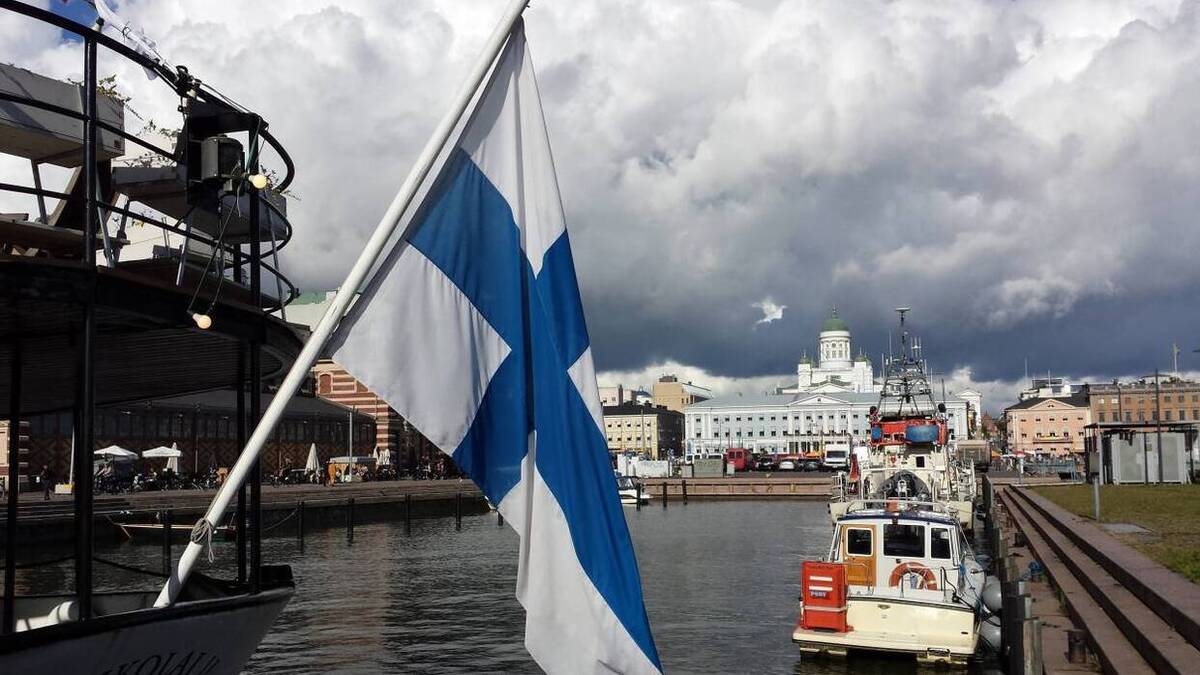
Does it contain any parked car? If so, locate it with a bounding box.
[778,458,798,471]
[801,458,821,472]
[754,455,777,471]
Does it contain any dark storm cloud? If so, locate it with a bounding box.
[7,0,1200,410]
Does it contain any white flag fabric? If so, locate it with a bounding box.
[329,22,662,675]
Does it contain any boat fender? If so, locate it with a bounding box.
[981,576,1002,614]
[979,613,1002,652]
[887,562,938,590]
[15,599,79,632]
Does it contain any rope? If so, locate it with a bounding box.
[259,507,298,533]
[191,518,216,563]
[92,556,168,578]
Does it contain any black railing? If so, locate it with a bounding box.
[0,0,298,311]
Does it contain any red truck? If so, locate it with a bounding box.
[724,447,752,472]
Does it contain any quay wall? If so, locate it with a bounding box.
[5,480,488,546]
[641,477,830,500]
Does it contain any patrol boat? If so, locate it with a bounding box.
[792,499,991,665]
[829,308,976,527]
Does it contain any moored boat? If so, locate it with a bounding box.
[793,499,993,665]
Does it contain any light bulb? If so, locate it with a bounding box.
[248,174,269,190]
[191,313,212,329]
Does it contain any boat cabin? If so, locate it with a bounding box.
[827,505,970,598]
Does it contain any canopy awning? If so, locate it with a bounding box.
[142,446,182,458]
[95,445,138,460]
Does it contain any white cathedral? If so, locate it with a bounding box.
[781,309,878,394]
[683,309,980,457]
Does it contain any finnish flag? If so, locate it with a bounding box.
[329,22,662,675]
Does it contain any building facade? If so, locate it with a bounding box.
[1086,377,1200,424]
[1003,394,1091,457]
[602,403,684,460]
[684,311,975,457]
[598,384,650,407]
[651,375,712,412]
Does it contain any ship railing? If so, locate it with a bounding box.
[0,0,298,312]
[842,499,959,517]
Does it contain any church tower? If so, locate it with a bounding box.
[818,309,851,370]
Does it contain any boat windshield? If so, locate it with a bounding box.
[616,476,637,490]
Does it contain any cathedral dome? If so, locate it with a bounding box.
[821,309,848,333]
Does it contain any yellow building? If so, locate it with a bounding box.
[602,403,684,460]
[651,375,712,413]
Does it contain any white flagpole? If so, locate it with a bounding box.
[156,0,531,607]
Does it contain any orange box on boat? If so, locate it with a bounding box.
[800,561,849,632]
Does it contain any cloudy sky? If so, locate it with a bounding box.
[8,0,1200,411]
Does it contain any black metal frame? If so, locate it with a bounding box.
[0,1,299,630]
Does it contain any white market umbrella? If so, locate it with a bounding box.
[95,445,138,461]
[305,443,320,472]
[142,446,183,459]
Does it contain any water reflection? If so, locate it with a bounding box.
[17,501,991,673]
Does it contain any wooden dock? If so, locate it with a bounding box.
[641,476,830,500]
[991,482,1200,674]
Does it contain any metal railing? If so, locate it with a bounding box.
[0,0,298,311]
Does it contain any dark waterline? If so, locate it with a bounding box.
[19,502,986,673]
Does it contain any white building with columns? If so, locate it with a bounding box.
[684,310,978,457]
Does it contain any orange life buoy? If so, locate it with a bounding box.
[888,562,938,590]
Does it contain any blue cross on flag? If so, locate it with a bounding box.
[329,22,662,675]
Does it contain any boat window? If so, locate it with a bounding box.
[930,527,953,560]
[915,456,926,468]
[883,524,925,558]
[847,528,872,556]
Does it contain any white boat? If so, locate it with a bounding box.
[2,572,293,674]
[616,474,650,506]
[792,500,996,665]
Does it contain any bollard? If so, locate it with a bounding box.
[662,482,668,509]
[681,479,688,505]
[1022,618,1043,675]
[347,497,355,544]
[405,493,412,535]
[1066,628,1087,664]
[497,511,504,527]
[162,510,173,575]
[455,492,463,531]
[297,500,305,553]
[636,483,642,511]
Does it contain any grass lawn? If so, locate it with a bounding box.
[1030,485,1200,583]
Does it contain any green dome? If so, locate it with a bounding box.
[821,308,848,332]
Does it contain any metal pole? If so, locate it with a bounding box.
[1092,468,1101,522]
[191,404,198,475]
[156,0,531,606]
[249,147,263,594]
[236,348,247,585]
[74,33,98,621]
[1155,369,1163,484]
[455,491,463,531]
[347,497,355,544]
[161,509,173,576]
[297,500,305,552]
[3,339,22,634]
[682,478,688,504]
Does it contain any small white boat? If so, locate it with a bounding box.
[792,500,998,666]
[615,474,650,506]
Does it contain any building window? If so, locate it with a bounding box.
[1099,412,1106,422]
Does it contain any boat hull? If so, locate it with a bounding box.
[0,577,293,675]
[793,595,977,665]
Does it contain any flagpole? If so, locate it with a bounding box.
[155,0,530,607]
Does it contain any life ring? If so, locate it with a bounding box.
[888,562,938,590]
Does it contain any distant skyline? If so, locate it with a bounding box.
[6,0,1200,412]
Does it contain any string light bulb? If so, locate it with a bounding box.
[248,174,269,190]
[191,312,212,330]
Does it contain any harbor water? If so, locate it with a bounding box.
[20,501,988,673]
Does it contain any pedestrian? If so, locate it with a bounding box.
[40,465,53,500]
